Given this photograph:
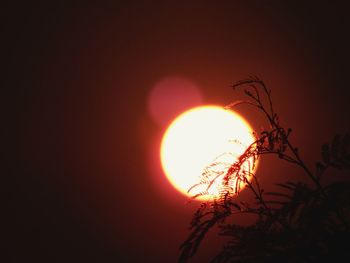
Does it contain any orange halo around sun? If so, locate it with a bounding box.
[160,105,257,201]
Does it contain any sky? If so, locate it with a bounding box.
[6,2,350,262]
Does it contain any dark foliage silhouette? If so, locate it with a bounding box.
[179,77,350,263]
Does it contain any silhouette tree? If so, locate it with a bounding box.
[179,77,350,263]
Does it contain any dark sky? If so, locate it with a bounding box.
[6,2,350,262]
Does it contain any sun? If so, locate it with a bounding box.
[160,105,257,201]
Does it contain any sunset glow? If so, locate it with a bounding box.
[160,106,257,201]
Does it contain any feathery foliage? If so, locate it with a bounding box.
[179,77,350,263]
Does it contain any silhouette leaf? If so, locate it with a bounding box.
[179,78,350,263]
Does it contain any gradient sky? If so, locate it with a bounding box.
[6,2,350,262]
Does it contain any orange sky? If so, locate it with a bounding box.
[6,2,350,262]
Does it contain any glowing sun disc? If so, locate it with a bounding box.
[160,105,257,201]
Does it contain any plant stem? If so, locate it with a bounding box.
[286,141,323,190]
